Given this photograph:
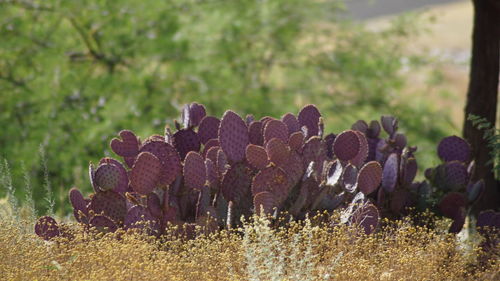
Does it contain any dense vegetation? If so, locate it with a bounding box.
[1,213,499,280]
[0,0,457,215]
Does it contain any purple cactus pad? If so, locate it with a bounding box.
[205,159,218,188]
[181,102,207,128]
[288,131,305,152]
[326,160,343,187]
[183,151,207,190]
[381,116,397,136]
[94,163,124,192]
[281,113,300,135]
[248,121,264,146]
[99,158,129,193]
[89,215,118,233]
[381,153,399,193]
[254,191,279,216]
[251,166,290,203]
[333,130,361,162]
[221,163,252,203]
[302,136,327,171]
[357,161,382,195]
[437,136,471,163]
[246,144,270,170]
[206,146,220,164]
[140,141,181,186]
[198,116,220,144]
[324,133,336,159]
[172,128,201,160]
[69,187,89,221]
[342,164,358,193]
[264,119,289,144]
[351,120,368,134]
[350,131,369,167]
[35,216,60,240]
[298,104,321,139]
[202,138,220,157]
[444,161,469,189]
[89,191,127,223]
[130,152,161,195]
[266,138,291,167]
[110,130,140,158]
[219,110,250,163]
[403,157,418,186]
[438,192,467,219]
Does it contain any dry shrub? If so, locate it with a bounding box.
[0,214,498,281]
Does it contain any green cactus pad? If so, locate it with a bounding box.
[219,110,249,163]
[246,144,270,170]
[357,161,382,195]
[184,151,207,190]
[130,152,161,195]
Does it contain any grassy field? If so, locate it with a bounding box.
[1,212,499,281]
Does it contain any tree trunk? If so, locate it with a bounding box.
[464,0,500,213]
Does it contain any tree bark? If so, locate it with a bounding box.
[464,0,500,213]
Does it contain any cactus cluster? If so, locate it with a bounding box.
[422,136,485,233]
[34,103,488,240]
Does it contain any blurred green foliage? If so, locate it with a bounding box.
[0,0,457,215]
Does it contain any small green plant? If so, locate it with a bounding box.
[467,114,500,179]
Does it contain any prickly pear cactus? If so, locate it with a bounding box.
[35,103,485,241]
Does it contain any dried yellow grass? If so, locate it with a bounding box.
[0,214,498,281]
